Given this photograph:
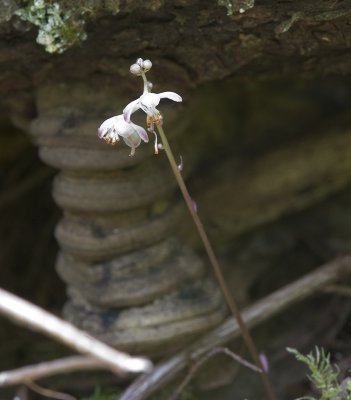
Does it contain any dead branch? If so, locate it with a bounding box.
[168,347,262,400]
[0,356,105,387]
[120,254,351,400]
[25,380,76,400]
[0,288,152,376]
[322,284,351,296]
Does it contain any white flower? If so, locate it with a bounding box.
[123,91,182,124]
[97,115,148,156]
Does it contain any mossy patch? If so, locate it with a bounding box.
[15,0,87,53]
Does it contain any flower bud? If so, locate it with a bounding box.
[143,59,152,71]
[136,58,144,67]
[130,63,141,75]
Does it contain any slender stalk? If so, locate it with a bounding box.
[168,347,262,400]
[25,380,76,400]
[156,124,276,400]
[120,254,351,400]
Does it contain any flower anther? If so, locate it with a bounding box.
[98,114,148,156]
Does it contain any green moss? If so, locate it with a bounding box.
[0,0,18,23]
[15,0,87,53]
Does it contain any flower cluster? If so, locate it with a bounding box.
[98,58,182,156]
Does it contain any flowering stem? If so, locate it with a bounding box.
[141,71,149,94]
[156,124,276,400]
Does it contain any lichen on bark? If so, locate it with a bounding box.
[14,0,88,53]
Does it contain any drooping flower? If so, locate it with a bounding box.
[97,114,148,156]
[123,91,182,127]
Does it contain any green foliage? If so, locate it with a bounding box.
[15,0,87,53]
[287,347,351,400]
[151,387,197,400]
[80,386,119,400]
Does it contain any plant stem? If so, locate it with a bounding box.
[120,254,351,400]
[169,347,262,400]
[156,124,276,400]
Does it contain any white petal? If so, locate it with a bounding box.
[123,99,140,122]
[98,116,119,138]
[132,123,149,143]
[158,91,182,102]
[122,133,141,149]
[140,93,161,108]
[115,117,136,137]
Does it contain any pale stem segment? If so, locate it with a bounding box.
[0,287,152,375]
[141,71,149,94]
[156,124,276,400]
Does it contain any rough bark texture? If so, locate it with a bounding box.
[0,0,351,124]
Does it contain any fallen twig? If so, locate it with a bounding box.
[0,288,152,376]
[168,347,262,400]
[120,254,351,400]
[25,380,76,400]
[0,356,104,387]
[322,284,351,296]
